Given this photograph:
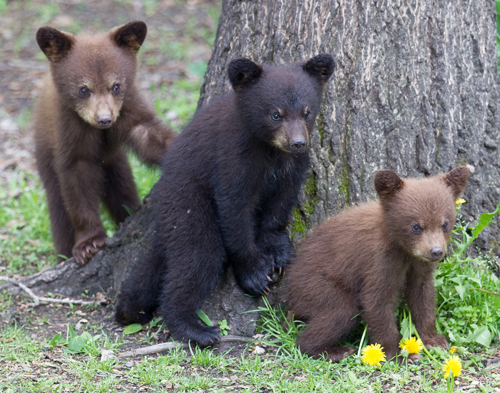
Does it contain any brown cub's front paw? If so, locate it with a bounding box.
[422,334,448,351]
[408,353,423,363]
[72,233,106,266]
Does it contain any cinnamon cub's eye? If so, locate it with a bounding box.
[442,222,449,231]
[78,86,89,97]
[412,224,422,233]
[112,84,121,95]
[271,112,281,121]
[304,110,311,120]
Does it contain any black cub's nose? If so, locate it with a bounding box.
[430,247,444,260]
[96,115,113,128]
[290,138,306,152]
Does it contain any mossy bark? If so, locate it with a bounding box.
[200,0,500,252]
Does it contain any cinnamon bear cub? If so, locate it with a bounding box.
[115,54,336,346]
[284,167,469,362]
[34,21,176,265]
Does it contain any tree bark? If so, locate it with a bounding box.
[200,0,500,251]
[3,0,499,337]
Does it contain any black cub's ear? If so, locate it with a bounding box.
[302,53,336,84]
[228,58,263,91]
[443,166,469,200]
[110,21,147,54]
[374,170,405,199]
[36,27,75,62]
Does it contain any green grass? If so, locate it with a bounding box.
[2,202,500,391]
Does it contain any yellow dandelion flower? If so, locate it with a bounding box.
[361,343,386,367]
[399,337,424,354]
[449,346,457,354]
[456,198,466,205]
[443,356,462,379]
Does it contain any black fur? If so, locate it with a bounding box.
[115,54,335,346]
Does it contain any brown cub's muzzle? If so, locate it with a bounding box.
[429,246,444,260]
[96,114,113,128]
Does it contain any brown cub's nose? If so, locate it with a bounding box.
[290,138,306,152]
[96,115,113,128]
[429,247,444,260]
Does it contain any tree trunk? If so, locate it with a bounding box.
[4,0,499,337]
[200,0,500,251]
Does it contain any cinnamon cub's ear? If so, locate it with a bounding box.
[110,21,147,54]
[228,58,263,91]
[374,170,405,199]
[36,26,75,62]
[443,166,469,200]
[302,53,336,84]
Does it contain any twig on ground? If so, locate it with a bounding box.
[119,335,254,358]
[474,287,500,297]
[0,275,100,307]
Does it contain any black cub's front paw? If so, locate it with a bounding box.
[257,231,293,274]
[235,268,273,297]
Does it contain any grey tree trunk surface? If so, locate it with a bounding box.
[4,0,499,337]
[201,0,500,250]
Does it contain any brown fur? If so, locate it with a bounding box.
[34,21,176,265]
[284,167,469,362]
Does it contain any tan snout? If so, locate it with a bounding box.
[272,120,309,153]
[415,230,447,262]
[78,93,120,129]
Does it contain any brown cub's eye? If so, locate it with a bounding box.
[271,112,281,121]
[304,110,311,120]
[112,84,121,95]
[442,222,449,231]
[78,86,89,97]
[412,224,422,233]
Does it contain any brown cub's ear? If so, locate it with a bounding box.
[110,21,147,54]
[36,27,75,62]
[302,53,336,84]
[443,166,469,200]
[228,58,263,91]
[374,170,405,199]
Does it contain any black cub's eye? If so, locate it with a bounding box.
[78,86,89,97]
[442,222,449,230]
[112,84,121,95]
[412,224,422,233]
[304,110,311,120]
[271,112,281,121]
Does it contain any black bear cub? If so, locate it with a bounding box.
[34,21,176,265]
[284,167,469,362]
[115,54,335,345]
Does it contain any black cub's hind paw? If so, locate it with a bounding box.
[170,324,220,347]
[115,300,154,325]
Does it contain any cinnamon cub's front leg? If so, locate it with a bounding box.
[56,158,107,265]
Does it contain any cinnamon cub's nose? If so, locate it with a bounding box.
[96,115,112,128]
[429,247,444,260]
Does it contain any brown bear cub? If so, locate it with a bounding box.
[34,21,176,265]
[284,167,469,362]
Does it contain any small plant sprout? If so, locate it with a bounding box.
[218,319,229,336]
[361,344,386,367]
[399,337,424,354]
[455,198,466,206]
